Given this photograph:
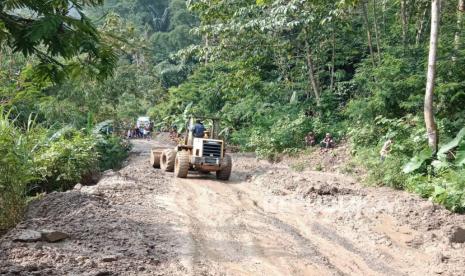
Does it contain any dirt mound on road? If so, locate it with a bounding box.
[0,139,184,276]
[25,191,107,220]
[283,143,361,174]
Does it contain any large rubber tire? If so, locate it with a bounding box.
[216,154,232,181]
[161,149,176,172]
[150,150,161,168]
[175,151,190,178]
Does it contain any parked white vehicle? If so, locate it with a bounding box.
[136,116,150,128]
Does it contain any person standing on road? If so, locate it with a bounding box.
[133,126,140,139]
[380,139,393,161]
[144,125,151,140]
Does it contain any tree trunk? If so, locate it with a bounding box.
[204,34,209,64]
[453,0,465,61]
[424,0,440,154]
[372,0,382,63]
[415,5,428,47]
[382,0,387,33]
[400,0,409,51]
[315,42,321,92]
[362,1,377,68]
[305,40,321,106]
[330,29,336,92]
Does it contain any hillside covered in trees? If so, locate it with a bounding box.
[2,0,465,231]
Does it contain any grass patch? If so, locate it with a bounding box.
[290,161,307,172]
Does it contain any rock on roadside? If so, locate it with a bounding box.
[12,230,42,242]
[101,255,119,262]
[40,230,69,242]
[449,226,465,243]
[12,229,69,243]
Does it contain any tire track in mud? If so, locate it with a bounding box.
[171,177,357,275]
[310,222,400,275]
[171,172,417,276]
[228,185,348,275]
[229,184,403,276]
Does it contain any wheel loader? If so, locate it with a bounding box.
[150,117,232,180]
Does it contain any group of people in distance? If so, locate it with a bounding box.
[127,123,153,139]
[305,132,335,151]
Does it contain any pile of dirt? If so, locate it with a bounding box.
[0,140,184,276]
[284,143,364,175]
[232,150,362,199]
[250,169,361,198]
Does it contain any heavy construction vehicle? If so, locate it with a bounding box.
[150,117,232,180]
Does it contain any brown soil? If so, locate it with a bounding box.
[284,143,363,175]
[1,134,465,275]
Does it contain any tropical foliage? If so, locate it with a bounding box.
[0,0,117,81]
[151,0,465,211]
[3,0,465,230]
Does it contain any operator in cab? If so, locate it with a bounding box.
[192,120,206,138]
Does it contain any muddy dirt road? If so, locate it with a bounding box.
[1,136,465,275]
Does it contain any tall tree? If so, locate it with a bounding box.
[372,0,382,63]
[453,0,465,61]
[424,0,440,154]
[0,0,116,80]
[305,40,321,105]
[362,0,377,67]
[415,2,429,46]
[400,0,409,50]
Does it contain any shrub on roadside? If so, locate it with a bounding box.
[350,117,465,212]
[33,129,99,192]
[247,112,311,160]
[357,148,409,189]
[95,134,131,171]
[0,112,37,230]
[405,169,465,212]
[0,118,133,231]
[0,117,133,231]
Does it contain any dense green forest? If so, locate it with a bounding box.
[2,0,465,231]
